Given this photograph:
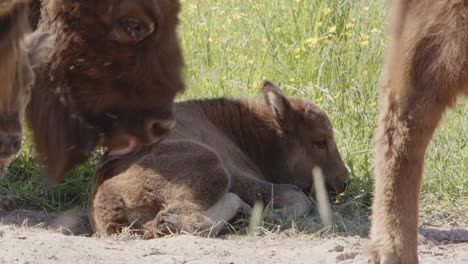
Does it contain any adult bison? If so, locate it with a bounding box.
[369,0,467,263]
[28,0,184,183]
[0,0,54,176]
[89,81,349,237]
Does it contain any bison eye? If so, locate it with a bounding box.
[120,17,146,38]
[313,140,327,150]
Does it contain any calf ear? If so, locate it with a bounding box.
[23,32,55,67]
[261,80,292,126]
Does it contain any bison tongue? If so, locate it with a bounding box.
[108,139,140,157]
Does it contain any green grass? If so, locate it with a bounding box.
[1,0,466,233]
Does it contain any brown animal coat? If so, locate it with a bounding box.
[369,0,468,263]
[0,0,54,175]
[27,0,184,183]
[89,81,349,237]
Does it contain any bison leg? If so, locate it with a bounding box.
[230,175,311,217]
[141,193,251,238]
[203,192,252,235]
[369,1,468,262]
[269,184,312,218]
[89,184,129,236]
[369,89,448,263]
[142,201,213,237]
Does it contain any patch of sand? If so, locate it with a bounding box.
[0,210,467,264]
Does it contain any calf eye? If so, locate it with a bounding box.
[313,140,327,150]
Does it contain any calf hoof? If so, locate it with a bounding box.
[368,244,417,264]
[156,212,181,234]
[369,255,401,264]
[381,256,401,264]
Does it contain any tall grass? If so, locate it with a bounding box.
[1,0,466,228]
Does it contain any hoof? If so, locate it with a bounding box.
[369,255,401,264]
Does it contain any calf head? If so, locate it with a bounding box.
[262,81,348,194]
[32,0,184,181]
[0,30,55,175]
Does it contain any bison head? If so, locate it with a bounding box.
[261,81,349,194]
[29,0,184,183]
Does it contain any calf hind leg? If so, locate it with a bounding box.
[142,201,213,237]
[89,187,130,236]
[141,194,251,237]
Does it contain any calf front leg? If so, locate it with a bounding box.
[269,184,312,218]
[369,1,468,260]
[369,89,448,263]
[230,175,311,217]
[203,192,252,235]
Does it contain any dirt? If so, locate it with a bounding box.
[0,209,467,264]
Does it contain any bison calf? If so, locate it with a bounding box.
[89,81,348,237]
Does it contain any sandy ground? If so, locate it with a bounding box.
[1,210,467,264]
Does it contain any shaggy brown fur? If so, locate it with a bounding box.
[89,81,349,237]
[0,0,54,175]
[369,0,468,263]
[27,0,184,183]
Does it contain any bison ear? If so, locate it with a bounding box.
[261,80,292,127]
[44,136,97,185]
[23,32,55,67]
[27,89,99,184]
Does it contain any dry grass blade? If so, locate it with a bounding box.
[247,201,264,236]
[312,167,332,226]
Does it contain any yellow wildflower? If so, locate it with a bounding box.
[306,37,319,46]
[323,8,332,15]
[328,26,336,33]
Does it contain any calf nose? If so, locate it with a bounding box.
[0,135,22,158]
[146,117,176,144]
